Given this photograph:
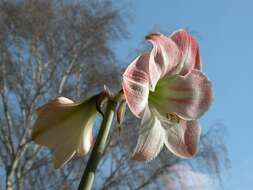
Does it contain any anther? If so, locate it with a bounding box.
[166,113,181,124]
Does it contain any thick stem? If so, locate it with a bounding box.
[78,99,117,190]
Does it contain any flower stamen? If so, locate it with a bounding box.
[166,113,181,124]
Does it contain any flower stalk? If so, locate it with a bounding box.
[78,98,118,190]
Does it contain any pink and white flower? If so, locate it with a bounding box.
[123,29,213,161]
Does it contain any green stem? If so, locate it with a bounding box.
[78,99,117,190]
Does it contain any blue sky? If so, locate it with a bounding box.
[114,0,253,189]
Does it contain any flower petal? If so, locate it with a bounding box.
[53,140,77,169]
[170,29,202,75]
[151,70,213,120]
[35,97,78,116]
[32,97,97,168]
[33,97,81,144]
[163,120,201,158]
[76,122,94,156]
[123,54,150,118]
[146,33,182,89]
[132,108,165,161]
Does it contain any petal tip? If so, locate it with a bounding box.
[131,148,161,162]
[145,32,162,40]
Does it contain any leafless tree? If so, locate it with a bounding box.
[0,0,228,190]
[0,0,127,189]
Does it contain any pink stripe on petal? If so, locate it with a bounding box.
[167,70,213,119]
[168,84,193,92]
[168,97,193,105]
[164,120,201,158]
[123,53,150,84]
[170,29,202,75]
[123,54,150,118]
[152,70,213,120]
[146,33,182,89]
[194,48,202,71]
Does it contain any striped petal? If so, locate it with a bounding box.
[163,120,201,158]
[32,97,97,168]
[171,29,202,75]
[146,33,182,90]
[123,54,150,118]
[132,108,165,161]
[150,70,213,120]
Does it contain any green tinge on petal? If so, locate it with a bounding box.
[148,70,212,120]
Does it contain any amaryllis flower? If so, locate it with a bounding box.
[32,96,97,168]
[123,29,212,161]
